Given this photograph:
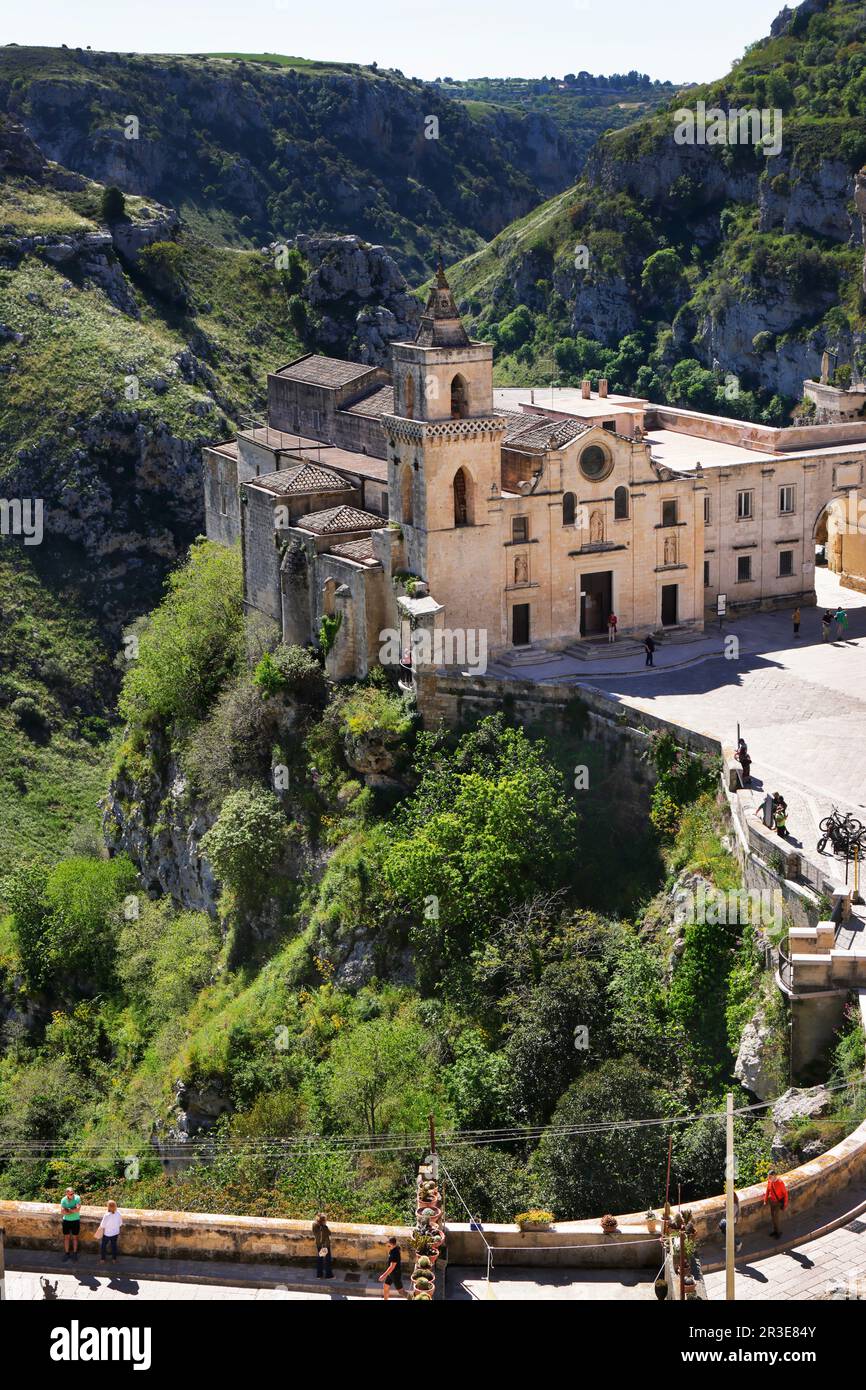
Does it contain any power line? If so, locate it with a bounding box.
[1,1078,861,1161]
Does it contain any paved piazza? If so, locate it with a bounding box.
[581,570,866,826]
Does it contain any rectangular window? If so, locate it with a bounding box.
[737,490,753,520]
[602,420,616,432]
[661,499,678,527]
[779,549,794,578]
[512,516,529,544]
[779,485,795,515]
[704,560,710,587]
[219,483,229,517]
[703,495,710,525]
[737,554,752,583]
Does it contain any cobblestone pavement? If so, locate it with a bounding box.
[702,1215,866,1302]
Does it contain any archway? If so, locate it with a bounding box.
[453,467,473,527]
[404,372,415,420]
[450,374,469,419]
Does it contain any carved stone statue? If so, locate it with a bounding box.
[664,535,677,565]
[514,554,529,585]
[589,510,604,544]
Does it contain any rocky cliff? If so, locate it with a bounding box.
[0,48,583,278]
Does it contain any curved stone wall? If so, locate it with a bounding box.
[2,1117,865,1271]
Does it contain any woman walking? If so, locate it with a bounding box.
[312,1212,334,1279]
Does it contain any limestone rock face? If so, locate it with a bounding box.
[102,742,220,915]
[282,234,421,367]
[735,1010,776,1101]
[772,1085,833,1129]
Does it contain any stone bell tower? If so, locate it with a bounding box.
[382,264,505,637]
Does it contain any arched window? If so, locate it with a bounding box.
[562,492,576,526]
[614,486,629,520]
[451,374,468,419]
[401,464,414,526]
[453,467,472,526]
[322,578,337,617]
[404,373,415,419]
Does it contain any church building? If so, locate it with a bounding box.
[204,266,866,682]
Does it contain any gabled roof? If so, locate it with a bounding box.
[274,354,378,388]
[500,412,591,450]
[298,505,387,535]
[248,463,353,496]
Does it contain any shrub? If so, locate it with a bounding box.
[119,540,244,734]
[1,855,137,993]
[253,644,327,706]
[183,673,280,803]
[200,788,288,899]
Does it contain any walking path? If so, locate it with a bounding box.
[701,1180,866,1301]
[4,1249,373,1300]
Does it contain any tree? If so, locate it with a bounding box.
[384,718,578,983]
[326,1013,440,1135]
[534,1058,668,1217]
[99,185,126,223]
[119,539,244,733]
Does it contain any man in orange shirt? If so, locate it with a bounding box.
[764,1170,789,1237]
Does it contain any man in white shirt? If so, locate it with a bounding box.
[95,1201,123,1261]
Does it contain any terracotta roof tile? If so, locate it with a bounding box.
[299,505,387,535]
[249,463,353,495]
[344,385,395,417]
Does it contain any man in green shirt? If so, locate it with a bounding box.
[60,1187,81,1262]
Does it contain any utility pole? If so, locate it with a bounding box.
[725,1092,736,1301]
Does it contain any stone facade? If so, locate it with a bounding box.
[205,267,866,680]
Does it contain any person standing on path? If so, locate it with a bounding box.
[607,611,618,644]
[821,610,832,642]
[836,606,849,637]
[719,1190,743,1254]
[60,1186,81,1262]
[95,1200,122,1262]
[792,607,801,638]
[756,793,774,828]
[643,634,655,667]
[312,1212,334,1279]
[379,1237,405,1300]
[764,1170,789,1237]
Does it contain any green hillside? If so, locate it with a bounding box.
[447,0,866,417]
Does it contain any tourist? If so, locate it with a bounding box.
[95,1200,122,1262]
[60,1186,81,1262]
[774,802,788,837]
[643,634,655,667]
[836,606,849,637]
[764,1170,789,1238]
[379,1237,405,1299]
[792,606,801,638]
[607,611,618,643]
[312,1211,334,1279]
[735,739,752,787]
[822,610,833,642]
[719,1191,743,1255]
[756,793,774,828]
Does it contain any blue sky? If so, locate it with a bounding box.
[4,0,790,83]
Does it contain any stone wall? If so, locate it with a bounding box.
[4,1116,865,1271]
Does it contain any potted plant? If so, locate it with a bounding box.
[514,1212,556,1234]
[601,1214,618,1235]
[645,1208,659,1234]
